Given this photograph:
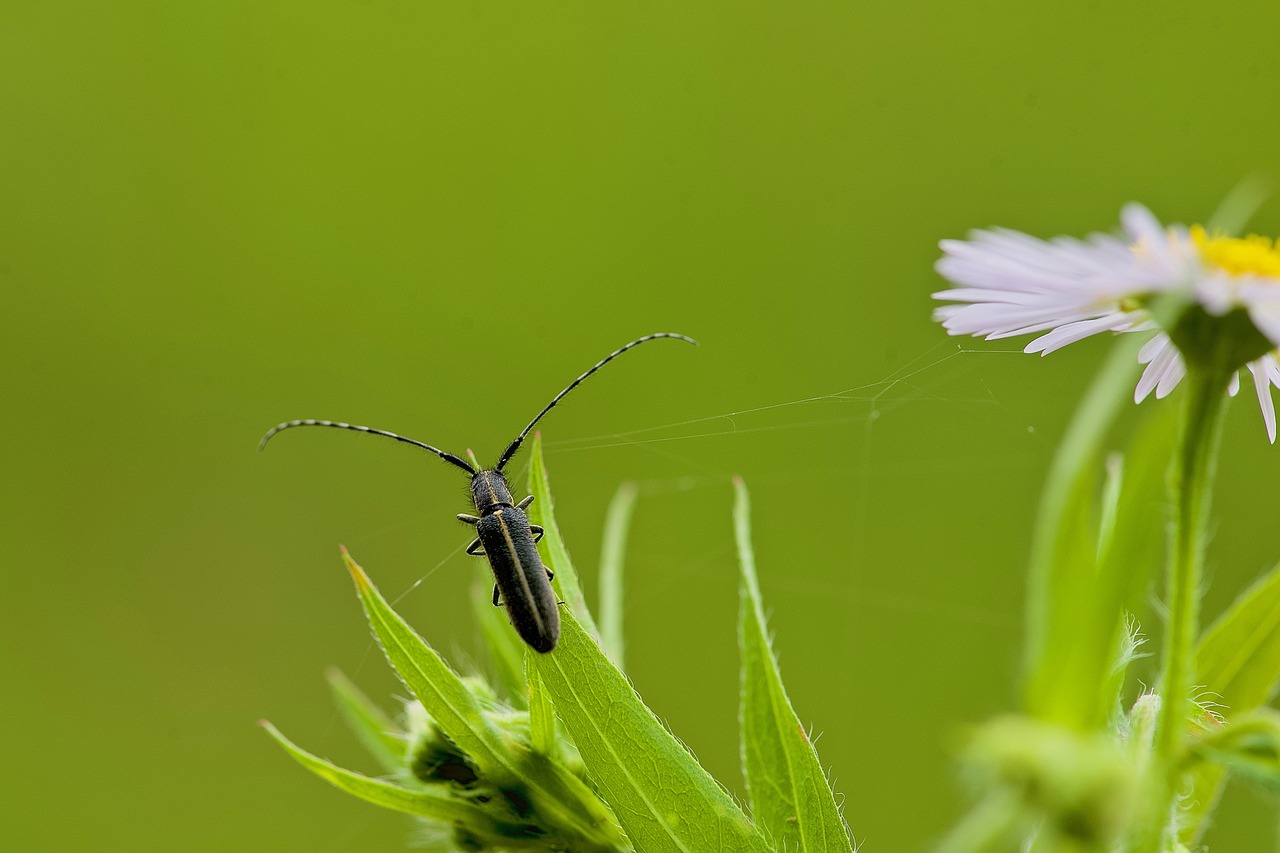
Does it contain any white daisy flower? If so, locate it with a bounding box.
[933,205,1280,441]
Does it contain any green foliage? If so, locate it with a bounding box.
[341,547,624,851]
[324,667,405,774]
[1181,561,1280,843]
[1095,407,1177,712]
[598,482,638,669]
[1190,709,1280,790]
[734,478,854,852]
[263,721,546,845]
[264,439,849,851]
[1022,333,1150,729]
[259,332,1280,853]
[524,651,557,757]
[526,432,599,641]
[471,580,529,706]
[944,306,1280,853]
[943,312,1280,853]
[534,612,773,852]
[1197,560,1280,713]
[941,716,1141,853]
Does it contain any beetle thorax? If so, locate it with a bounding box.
[469,470,515,515]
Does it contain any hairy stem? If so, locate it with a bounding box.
[1157,365,1230,759]
[1143,362,1231,849]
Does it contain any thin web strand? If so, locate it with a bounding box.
[545,344,1020,454]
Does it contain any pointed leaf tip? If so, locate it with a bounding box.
[735,475,855,852]
[341,547,371,591]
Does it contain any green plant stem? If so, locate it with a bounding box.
[1145,362,1231,848]
[1157,364,1230,760]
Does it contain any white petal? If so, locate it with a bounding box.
[1135,362,1165,403]
[1121,203,1163,245]
[1264,355,1280,386]
[937,203,1280,443]
[1135,334,1180,403]
[1247,359,1278,443]
[1026,313,1141,355]
[1195,271,1239,316]
[1154,349,1186,399]
[1137,332,1170,363]
[933,207,1189,357]
[1247,294,1280,348]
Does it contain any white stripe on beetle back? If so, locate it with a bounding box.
[493,509,545,638]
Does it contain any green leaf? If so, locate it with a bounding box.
[527,433,600,640]
[734,478,854,852]
[952,715,1140,851]
[343,546,516,773]
[1205,172,1272,236]
[599,481,638,669]
[1182,559,1280,843]
[1190,708,1280,790]
[261,721,491,826]
[1196,560,1280,712]
[525,649,557,756]
[325,667,405,774]
[470,579,528,706]
[341,547,626,852]
[1096,408,1177,705]
[1023,332,1153,729]
[534,611,773,853]
[1179,763,1226,847]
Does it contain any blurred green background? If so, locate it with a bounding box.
[5,2,1280,850]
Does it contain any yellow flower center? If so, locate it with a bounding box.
[1190,225,1280,278]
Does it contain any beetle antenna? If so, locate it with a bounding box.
[495,333,697,471]
[260,419,476,476]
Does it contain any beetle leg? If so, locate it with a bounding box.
[466,538,485,556]
[545,568,554,581]
[517,495,535,510]
[529,525,544,542]
[457,513,481,525]
[491,584,503,607]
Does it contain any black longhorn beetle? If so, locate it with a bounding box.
[260,333,697,653]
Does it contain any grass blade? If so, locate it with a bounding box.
[599,481,638,669]
[527,433,600,640]
[325,667,405,774]
[735,478,854,852]
[534,611,773,853]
